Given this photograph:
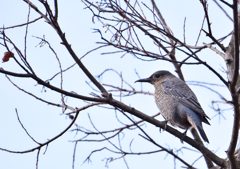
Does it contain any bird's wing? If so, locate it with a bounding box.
[161,80,208,117]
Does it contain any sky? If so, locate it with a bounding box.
[0,0,236,169]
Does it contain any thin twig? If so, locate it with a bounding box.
[15,109,41,145]
[0,16,42,30]
[213,0,233,22]
[0,110,80,154]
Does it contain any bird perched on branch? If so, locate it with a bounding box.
[135,70,210,143]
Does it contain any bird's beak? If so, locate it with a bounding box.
[135,78,151,83]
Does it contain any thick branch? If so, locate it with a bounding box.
[23,0,109,98]
[107,98,227,168]
[219,0,233,8]
[227,1,240,168]
[55,29,109,97]
[1,65,226,167]
[0,68,107,103]
[231,1,239,87]
[0,69,31,78]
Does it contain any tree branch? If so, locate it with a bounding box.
[0,110,80,154]
[227,1,240,169]
[107,98,227,168]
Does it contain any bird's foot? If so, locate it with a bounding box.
[180,129,188,143]
[159,119,170,132]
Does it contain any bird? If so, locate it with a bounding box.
[135,70,210,143]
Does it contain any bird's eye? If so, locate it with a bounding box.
[155,74,160,78]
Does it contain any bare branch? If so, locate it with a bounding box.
[227,1,240,168]
[202,29,227,52]
[0,16,42,30]
[195,15,205,46]
[24,4,31,59]
[54,0,58,20]
[15,109,41,145]
[219,0,233,8]
[203,42,225,57]
[6,75,74,110]
[213,0,233,22]
[0,110,80,154]
[107,98,227,168]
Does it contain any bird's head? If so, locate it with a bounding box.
[135,70,175,85]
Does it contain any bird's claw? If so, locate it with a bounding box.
[180,129,188,143]
[159,119,170,132]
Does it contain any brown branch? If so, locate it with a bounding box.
[2,30,34,74]
[72,142,78,169]
[231,1,239,87]
[24,4,31,59]
[0,60,229,167]
[77,129,123,142]
[120,110,195,169]
[83,146,167,165]
[5,75,74,110]
[219,0,233,8]
[3,1,231,168]
[16,109,40,145]
[86,3,229,87]
[20,0,110,99]
[46,63,76,81]
[23,0,55,29]
[73,112,160,138]
[0,69,31,78]
[0,16,42,30]
[0,68,106,102]
[227,1,240,168]
[32,74,107,102]
[33,35,65,109]
[183,17,186,44]
[140,134,196,169]
[66,102,106,115]
[0,110,80,154]
[200,0,227,52]
[150,0,184,81]
[36,149,40,169]
[195,15,206,46]
[54,0,58,20]
[190,128,214,168]
[202,29,227,52]
[213,0,233,22]
[103,84,154,96]
[107,98,227,168]
[200,0,212,35]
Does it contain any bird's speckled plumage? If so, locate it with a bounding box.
[135,70,210,143]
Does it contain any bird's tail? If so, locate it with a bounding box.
[197,126,209,143]
[185,106,209,143]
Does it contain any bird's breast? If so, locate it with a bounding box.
[154,89,177,119]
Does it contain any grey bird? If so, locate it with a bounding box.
[135,70,210,143]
